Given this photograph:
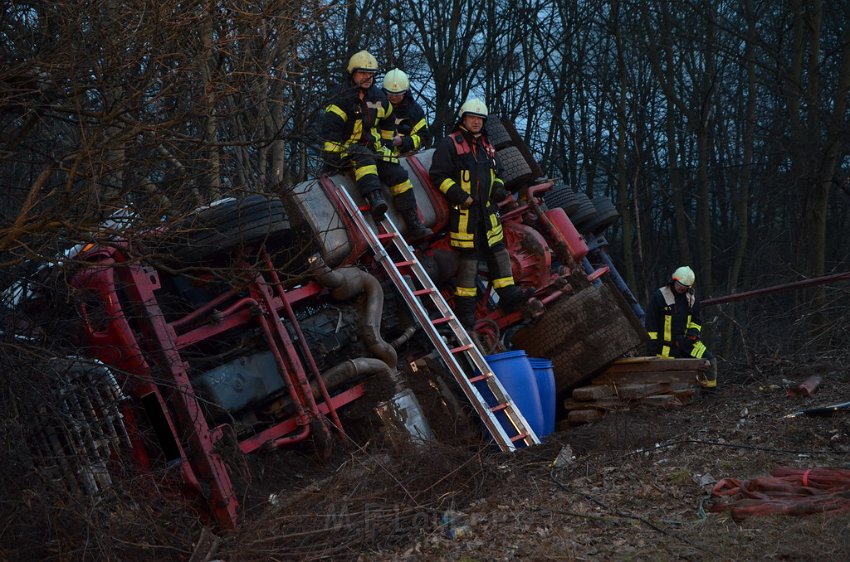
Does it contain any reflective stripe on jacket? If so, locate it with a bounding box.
[645,284,702,358]
[429,128,505,249]
[389,93,431,155]
[321,82,397,163]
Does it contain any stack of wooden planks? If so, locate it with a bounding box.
[563,356,711,426]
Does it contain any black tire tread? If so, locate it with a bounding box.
[543,184,573,210]
[511,283,644,392]
[169,195,290,260]
[582,195,620,233]
[485,119,513,150]
[570,197,598,230]
[496,146,534,191]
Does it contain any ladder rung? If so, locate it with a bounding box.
[331,183,541,452]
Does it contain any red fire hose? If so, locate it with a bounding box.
[710,466,850,520]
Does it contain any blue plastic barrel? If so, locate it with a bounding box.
[529,358,556,437]
[484,350,545,439]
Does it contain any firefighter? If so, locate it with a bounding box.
[645,266,717,388]
[381,68,432,156]
[429,97,535,329]
[320,50,432,242]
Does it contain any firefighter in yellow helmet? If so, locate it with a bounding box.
[645,266,717,387]
[428,97,536,329]
[320,51,432,242]
[381,68,432,156]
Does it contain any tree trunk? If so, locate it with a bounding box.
[200,3,221,203]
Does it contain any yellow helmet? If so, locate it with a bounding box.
[672,266,695,287]
[458,98,488,119]
[347,50,379,74]
[382,68,409,94]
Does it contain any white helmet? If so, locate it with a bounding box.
[672,266,695,287]
[458,98,488,119]
[382,68,409,94]
[347,50,379,74]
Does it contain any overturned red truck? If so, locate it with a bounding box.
[6,120,645,528]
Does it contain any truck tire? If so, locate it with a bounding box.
[560,191,585,216]
[168,194,291,260]
[511,283,644,392]
[496,146,533,191]
[485,119,513,149]
[543,184,572,210]
[540,189,584,216]
[569,194,598,231]
[500,120,546,180]
[583,195,620,234]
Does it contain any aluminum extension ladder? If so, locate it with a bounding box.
[332,183,540,452]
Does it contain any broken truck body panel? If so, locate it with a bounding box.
[4,118,646,528]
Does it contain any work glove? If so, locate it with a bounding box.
[460,196,474,209]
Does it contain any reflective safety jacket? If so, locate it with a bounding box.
[429,127,505,250]
[321,82,397,163]
[645,284,705,358]
[388,93,431,155]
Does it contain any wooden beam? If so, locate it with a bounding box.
[602,356,710,373]
[566,409,606,424]
[564,389,696,411]
[592,370,704,385]
[611,382,692,399]
[572,385,616,401]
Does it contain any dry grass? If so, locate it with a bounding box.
[2,351,850,561]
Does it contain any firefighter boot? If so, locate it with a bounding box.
[455,296,477,330]
[365,190,388,221]
[698,358,718,390]
[399,207,432,243]
[497,285,536,314]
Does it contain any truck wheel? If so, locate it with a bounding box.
[496,146,533,191]
[560,191,585,216]
[583,196,620,234]
[543,188,584,216]
[485,119,514,149]
[569,194,598,232]
[167,194,291,260]
[510,283,644,393]
[542,183,572,210]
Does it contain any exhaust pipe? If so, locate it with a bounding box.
[310,255,432,443]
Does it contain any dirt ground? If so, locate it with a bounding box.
[4,353,850,561]
[197,353,849,562]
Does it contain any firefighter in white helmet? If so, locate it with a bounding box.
[428,97,536,329]
[381,68,432,156]
[645,266,717,387]
[320,51,432,242]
